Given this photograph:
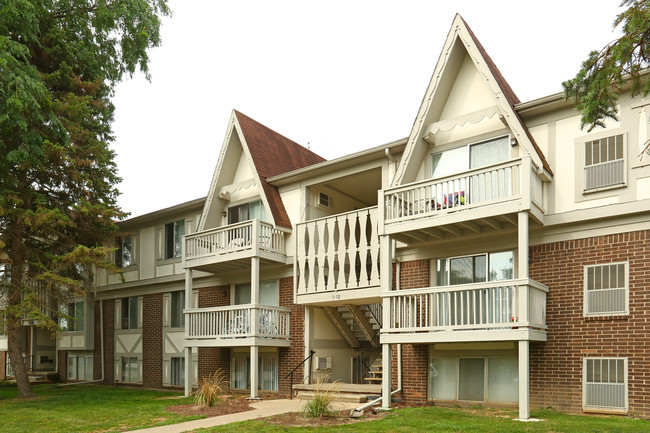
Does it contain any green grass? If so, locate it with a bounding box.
[202,406,650,433]
[0,383,198,433]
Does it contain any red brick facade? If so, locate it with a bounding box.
[197,286,231,381]
[0,351,5,379]
[142,293,163,388]
[278,276,305,396]
[529,230,650,417]
[100,299,115,384]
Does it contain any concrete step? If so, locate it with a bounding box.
[297,391,367,403]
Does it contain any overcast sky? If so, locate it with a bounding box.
[111,0,623,218]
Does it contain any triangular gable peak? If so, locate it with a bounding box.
[199,110,325,231]
[393,14,551,186]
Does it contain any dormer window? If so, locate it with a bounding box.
[431,135,510,178]
[227,200,267,224]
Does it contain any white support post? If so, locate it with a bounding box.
[518,340,530,420]
[517,211,530,420]
[250,345,259,399]
[184,269,193,397]
[381,343,391,409]
[304,306,313,384]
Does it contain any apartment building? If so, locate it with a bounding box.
[3,14,650,420]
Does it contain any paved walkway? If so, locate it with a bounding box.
[128,398,358,433]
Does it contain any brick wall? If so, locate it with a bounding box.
[0,351,5,379]
[278,276,304,396]
[100,299,115,384]
[142,293,163,388]
[394,259,429,290]
[58,350,67,382]
[390,343,428,405]
[197,286,230,381]
[529,230,650,417]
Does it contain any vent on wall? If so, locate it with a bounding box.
[316,356,332,371]
[317,192,332,209]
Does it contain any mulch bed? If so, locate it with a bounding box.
[264,408,390,427]
[166,397,253,417]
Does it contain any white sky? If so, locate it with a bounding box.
[111,0,623,218]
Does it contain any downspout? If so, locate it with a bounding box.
[58,299,104,386]
[351,262,402,417]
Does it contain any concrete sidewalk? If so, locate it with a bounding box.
[128,398,358,433]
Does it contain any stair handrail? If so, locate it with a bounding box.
[356,304,382,383]
[283,349,316,399]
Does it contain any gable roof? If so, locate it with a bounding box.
[234,110,326,228]
[393,14,552,186]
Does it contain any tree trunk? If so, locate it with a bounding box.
[7,219,35,398]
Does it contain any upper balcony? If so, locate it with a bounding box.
[379,157,545,242]
[183,220,287,273]
[295,207,381,305]
[381,278,548,344]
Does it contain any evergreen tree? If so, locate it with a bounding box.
[564,0,650,132]
[0,0,170,398]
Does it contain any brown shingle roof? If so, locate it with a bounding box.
[461,16,553,175]
[234,110,326,228]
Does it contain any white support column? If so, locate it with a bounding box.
[381,343,391,409]
[518,340,530,420]
[184,269,193,397]
[304,306,313,384]
[250,345,259,399]
[517,211,530,420]
[250,257,260,399]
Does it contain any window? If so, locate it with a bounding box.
[164,220,185,259]
[432,136,510,178]
[584,134,625,191]
[584,262,628,316]
[584,357,627,411]
[68,355,93,380]
[234,280,279,306]
[231,352,278,391]
[60,301,85,332]
[121,356,139,383]
[121,296,139,329]
[428,355,518,403]
[171,357,185,386]
[171,291,185,328]
[436,251,513,286]
[116,236,134,268]
[228,200,267,224]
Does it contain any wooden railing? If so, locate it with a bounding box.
[381,157,543,224]
[184,220,286,264]
[185,304,291,341]
[384,279,547,334]
[295,207,380,296]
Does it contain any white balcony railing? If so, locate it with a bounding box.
[184,220,286,265]
[381,157,543,225]
[296,207,380,296]
[383,279,547,334]
[185,304,291,341]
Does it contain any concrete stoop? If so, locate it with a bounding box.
[296,391,367,403]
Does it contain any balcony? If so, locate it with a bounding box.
[381,278,548,344]
[295,207,381,305]
[184,304,291,347]
[183,220,287,272]
[379,157,545,241]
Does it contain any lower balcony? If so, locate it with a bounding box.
[184,304,291,348]
[381,278,548,344]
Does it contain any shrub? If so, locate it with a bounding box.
[302,375,339,418]
[193,369,229,408]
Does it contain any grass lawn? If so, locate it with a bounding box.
[203,406,650,433]
[0,383,198,433]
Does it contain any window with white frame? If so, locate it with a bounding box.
[584,357,627,411]
[436,251,514,286]
[121,356,139,383]
[170,357,185,386]
[584,262,628,316]
[431,136,510,179]
[116,236,134,268]
[60,301,85,332]
[164,220,185,259]
[584,134,625,191]
[68,355,93,380]
[231,351,278,391]
[171,291,185,328]
[121,296,139,329]
[227,200,267,224]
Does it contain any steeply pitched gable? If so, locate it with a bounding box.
[393,14,552,186]
[199,110,325,231]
